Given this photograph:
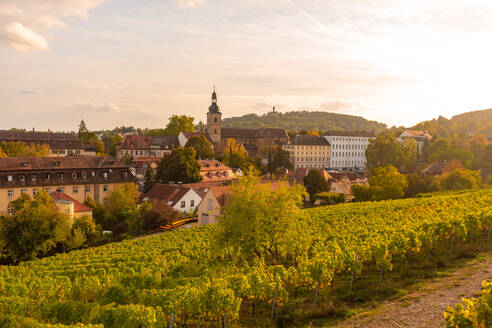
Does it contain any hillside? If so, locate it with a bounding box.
[222,111,387,133]
[0,189,490,327]
[412,108,492,138]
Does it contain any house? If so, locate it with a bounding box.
[116,135,179,160]
[282,135,331,169]
[178,88,289,157]
[198,160,237,183]
[421,161,447,176]
[50,192,93,224]
[143,183,204,214]
[0,156,137,214]
[397,130,432,154]
[0,130,88,156]
[329,175,368,196]
[323,131,375,169]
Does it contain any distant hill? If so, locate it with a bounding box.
[222,111,387,134]
[412,108,492,138]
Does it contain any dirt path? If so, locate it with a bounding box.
[335,252,492,328]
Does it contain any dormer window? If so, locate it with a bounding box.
[22,162,29,167]
[92,171,95,177]
[81,172,86,179]
[19,175,25,182]
[123,171,128,178]
[58,172,63,179]
[103,172,108,178]
[72,172,77,179]
[7,175,12,182]
[31,175,36,181]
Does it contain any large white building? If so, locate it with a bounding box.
[283,135,331,169]
[323,131,375,169]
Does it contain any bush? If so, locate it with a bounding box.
[441,169,481,190]
[141,201,182,232]
[314,192,346,205]
[351,184,373,202]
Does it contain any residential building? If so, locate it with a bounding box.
[0,156,137,214]
[143,183,204,214]
[116,135,179,160]
[282,135,331,169]
[196,185,232,225]
[323,131,375,169]
[198,160,237,183]
[397,130,432,154]
[179,88,289,157]
[50,192,93,224]
[0,130,87,156]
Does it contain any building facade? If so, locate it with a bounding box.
[397,130,432,154]
[0,156,136,214]
[323,131,375,169]
[143,183,203,214]
[282,135,331,169]
[202,89,289,157]
[116,135,179,160]
[0,130,87,156]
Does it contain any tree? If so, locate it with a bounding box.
[101,183,141,233]
[0,191,71,262]
[141,200,182,231]
[84,196,105,228]
[303,170,329,201]
[142,166,155,194]
[0,141,50,157]
[164,115,194,136]
[351,184,373,202]
[369,165,409,200]
[77,120,105,154]
[405,173,441,197]
[120,153,134,165]
[222,138,247,168]
[425,138,473,167]
[481,144,492,168]
[441,169,481,190]
[156,147,202,184]
[185,136,214,159]
[71,215,98,244]
[366,135,415,171]
[467,134,488,161]
[215,173,308,264]
[266,146,293,174]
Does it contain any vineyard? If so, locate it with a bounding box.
[445,281,492,328]
[0,189,491,327]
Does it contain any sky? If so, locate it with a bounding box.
[2,0,492,131]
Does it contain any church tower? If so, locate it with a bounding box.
[206,87,222,144]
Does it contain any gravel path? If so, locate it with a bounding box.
[336,252,492,328]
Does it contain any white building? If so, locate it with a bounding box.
[143,184,203,214]
[282,135,331,169]
[397,130,432,155]
[323,131,375,169]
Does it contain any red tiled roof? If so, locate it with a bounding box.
[144,184,193,207]
[288,135,330,146]
[210,185,233,206]
[403,130,431,138]
[50,192,93,213]
[116,135,151,150]
[0,131,85,149]
[0,155,128,171]
[324,131,375,137]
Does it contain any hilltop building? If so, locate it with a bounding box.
[282,135,331,169]
[323,131,375,169]
[0,156,137,214]
[0,130,88,156]
[397,130,432,154]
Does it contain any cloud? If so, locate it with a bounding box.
[20,89,45,95]
[318,99,371,114]
[175,0,206,8]
[1,22,48,51]
[0,0,105,51]
[69,103,121,113]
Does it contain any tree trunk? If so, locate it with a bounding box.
[405,251,409,271]
[378,265,384,284]
[271,277,278,321]
[169,312,174,328]
[313,280,320,309]
[348,254,358,296]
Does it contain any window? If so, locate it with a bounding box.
[75,150,81,155]
[7,190,13,198]
[46,173,50,180]
[59,150,65,154]
[72,172,77,179]
[68,150,73,155]
[19,175,25,182]
[31,175,36,181]
[21,189,26,195]
[58,187,64,193]
[7,175,12,182]
[7,205,13,215]
[73,186,78,194]
[82,172,86,178]
[123,171,128,178]
[207,199,213,210]
[58,172,63,179]
[32,188,38,195]
[45,188,51,193]
[103,185,108,192]
[85,186,91,193]
[190,200,195,207]
[103,172,108,178]
[180,201,186,208]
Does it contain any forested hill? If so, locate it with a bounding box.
[412,108,492,138]
[222,111,387,133]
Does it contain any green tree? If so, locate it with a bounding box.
[351,184,373,202]
[84,196,105,228]
[369,165,409,200]
[142,166,155,194]
[266,146,293,174]
[141,200,182,231]
[185,135,214,159]
[481,144,492,168]
[215,173,308,264]
[0,141,50,157]
[156,147,202,184]
[366,135,415,171]
[77,120,90,143]
[164,115,195,136]
[303,170,329,201]
[102,183,141,233]
[405,173,441,197]
[441,169,481,190]
[71,215,98,243]
[0,191,71,262]
[120,153,134,165]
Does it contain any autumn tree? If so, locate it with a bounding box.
[141,200,182,231]
[185,135,214,159]
[142,166,156,194]
[101,183,141,233]
[164,115,194,136]
[0,141,50,157]
[441,169,481,190]
[156,147,202,184]
[266,146,293,174]
[222,138,247,168]
[369,165,409,200]
[365,135,416,172]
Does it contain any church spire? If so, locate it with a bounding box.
[209,86,220,112]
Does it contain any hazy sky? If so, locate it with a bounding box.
[2,0,492,131]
